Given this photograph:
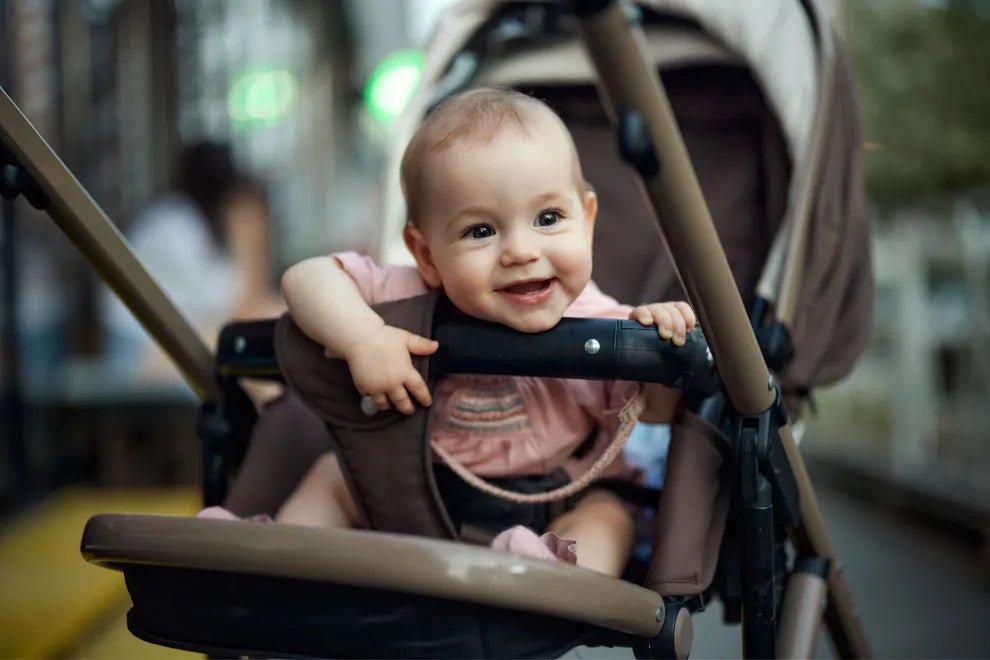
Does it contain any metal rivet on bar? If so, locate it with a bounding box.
[360,396,378,417]
[234,336,247,354]
[655,607,665,625]
[584,338,601,355]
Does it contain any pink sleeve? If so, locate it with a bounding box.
[332,251,431,305]
[565,280,632,320]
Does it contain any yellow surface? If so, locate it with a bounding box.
[71,604,200,659]
[0,487,202,659]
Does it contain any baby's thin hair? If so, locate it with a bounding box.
[400,88,583,225]
[429,88,538,148]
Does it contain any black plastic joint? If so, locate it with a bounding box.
[755,321,794,372]
[734,385,801,529]
[568,0,614,18]
[618,112,660,178]
[633,598,693,660]
[793,556,830,579]
[0,145,50,210]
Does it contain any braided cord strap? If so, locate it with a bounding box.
[431,389,645,504]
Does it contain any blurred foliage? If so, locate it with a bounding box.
[847,0,990,203]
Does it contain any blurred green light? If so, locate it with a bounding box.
[228,68,297,128]
[364,50,423,124]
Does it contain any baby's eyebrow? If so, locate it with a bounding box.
[531,191,569,206]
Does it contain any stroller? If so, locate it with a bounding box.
[0,0,873,658]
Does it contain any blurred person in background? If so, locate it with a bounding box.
[102,141,284,382]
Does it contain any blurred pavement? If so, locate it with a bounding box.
[569,482,990,659]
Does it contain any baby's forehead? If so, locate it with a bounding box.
[400,91,585,223]
[425,98,565,149]
[420,107,577,177]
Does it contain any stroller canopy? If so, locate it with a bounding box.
[378,0,821,257]
[376,0,871,395]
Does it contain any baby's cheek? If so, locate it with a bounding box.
[566,252,594,293]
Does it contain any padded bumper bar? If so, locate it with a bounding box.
[82,514,664,639]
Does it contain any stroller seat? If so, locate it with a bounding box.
[80,294,708,659]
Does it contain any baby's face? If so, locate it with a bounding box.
[407,117,595,333]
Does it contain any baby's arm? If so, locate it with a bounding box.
[627,301,698,423]
[281,257,437,414]
[281,256,385,357]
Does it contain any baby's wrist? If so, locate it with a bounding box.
[336,316,387,361]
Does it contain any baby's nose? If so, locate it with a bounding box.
[499,232,540,266]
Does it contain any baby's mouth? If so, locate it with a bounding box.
[497,278,557,304]
[500,279,554,295]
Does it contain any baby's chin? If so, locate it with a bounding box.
[447,295,571,333]
[496,311,566,334]
[454,305,563,333]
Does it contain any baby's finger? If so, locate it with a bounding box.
[673,301,697,330]
[668,307,687,346]
[629,306,654,326]
[373,393,391,411]
[388,387,415,415]
[406,332,440,356]
[405,372,433,408]
[652,306,674,340]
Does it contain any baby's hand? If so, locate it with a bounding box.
[628,302,697,346]
[342,325,439,415]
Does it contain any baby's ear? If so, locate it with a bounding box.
[582,190,598,233]
[403,224,442,288]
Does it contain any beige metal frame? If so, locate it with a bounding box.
[573,2,871,657]
[0,87,217,402]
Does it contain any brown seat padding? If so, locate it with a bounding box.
[272,289,730,597]
[645,411,730,596]
[274,291,457,540]
[223,391,333,518]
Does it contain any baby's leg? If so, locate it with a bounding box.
[275,451,361,528]
[546,489,633,576]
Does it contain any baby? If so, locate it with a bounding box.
[273,88,695,576]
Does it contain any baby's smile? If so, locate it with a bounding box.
[496,277,557,305]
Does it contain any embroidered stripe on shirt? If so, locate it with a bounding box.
[445,383,531,435]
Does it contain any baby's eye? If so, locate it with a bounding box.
[535,210,561,227]
[462,224,495,240]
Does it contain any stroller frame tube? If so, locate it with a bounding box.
[574,3,772,416]
[570,1,870,658]
[0,87,218,403]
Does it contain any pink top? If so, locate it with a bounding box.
[335,252,639,478]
